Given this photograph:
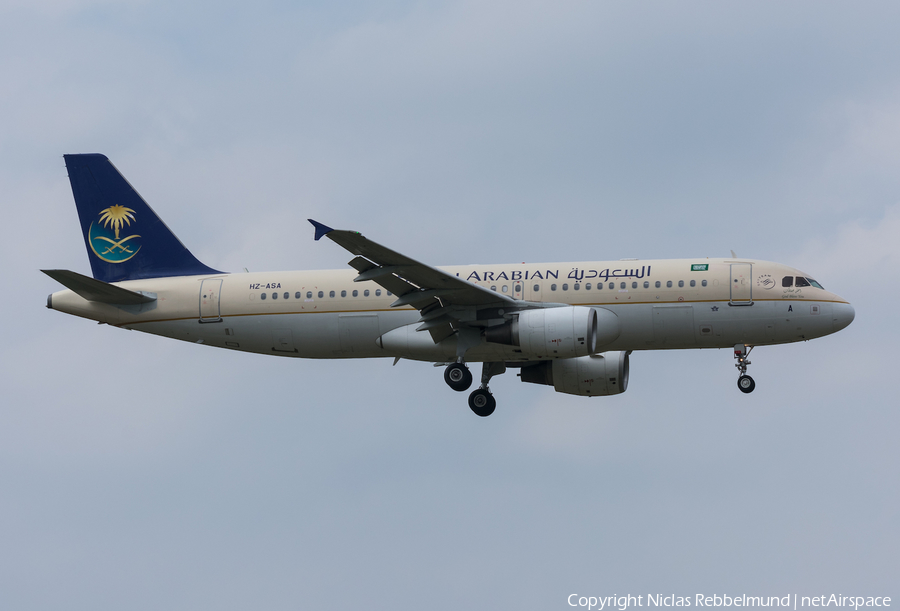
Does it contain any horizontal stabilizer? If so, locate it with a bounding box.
[42,269,157,304]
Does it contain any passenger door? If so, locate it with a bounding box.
[730,263,753,305]
[199,279,223,322]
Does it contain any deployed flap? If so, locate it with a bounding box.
[42,269,157,304]
[308,219,515,311]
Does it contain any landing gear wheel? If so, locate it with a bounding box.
[468,389,496,417]
[733,345,756,394]
[444,363,473,392]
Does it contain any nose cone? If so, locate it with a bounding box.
[833,302,855,332]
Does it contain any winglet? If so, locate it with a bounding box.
[308,219,334,241]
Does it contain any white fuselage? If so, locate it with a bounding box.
[48,258,854,362]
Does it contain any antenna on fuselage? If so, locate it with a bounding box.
[730,250,737,259]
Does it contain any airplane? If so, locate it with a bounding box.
[44,154,855,416]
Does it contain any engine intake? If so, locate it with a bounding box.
[520,351,630,396]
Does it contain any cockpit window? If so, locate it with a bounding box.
[795,277,810,288]
[807,278,824,289]
[782,276,793,287]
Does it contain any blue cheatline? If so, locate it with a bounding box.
[64,154,224,283]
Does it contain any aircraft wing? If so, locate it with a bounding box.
[309,220,518,342]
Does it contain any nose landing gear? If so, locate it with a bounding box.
[734,344,755,394]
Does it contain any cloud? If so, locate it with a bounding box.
[793,201,900,283]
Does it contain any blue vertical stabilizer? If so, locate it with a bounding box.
[64,153,224,283]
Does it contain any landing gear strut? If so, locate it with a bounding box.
[444,362,473,392]
[467,362,506,417]
[734,344,755,394]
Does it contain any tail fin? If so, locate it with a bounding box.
[64,154,223,283]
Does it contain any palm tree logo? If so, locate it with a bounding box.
[89,205,142,263]
[98,205,136,240]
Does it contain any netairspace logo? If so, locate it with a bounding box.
[566,595,892,611]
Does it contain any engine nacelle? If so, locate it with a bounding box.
[520,351,630,397]
[485,306,620,359]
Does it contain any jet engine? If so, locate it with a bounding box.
[485,306,620,359]
[519,351,630,396]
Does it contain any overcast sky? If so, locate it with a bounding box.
[2,1,898,609]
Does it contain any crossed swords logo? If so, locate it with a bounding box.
[93,233,140,255]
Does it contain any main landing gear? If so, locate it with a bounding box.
[444,362,473,392]
[734,344,756,394]
[468,388,496,417]
[444,361,505,416]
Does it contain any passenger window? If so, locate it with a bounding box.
[260,292,267,300]
[666,281,673,288]
[387,291,392,296]
[677,280,683,288]
[329,290,335,298]
[352,290,358,297]
[620,282,626,289]
[284,292,289,299]
[643,281,649,288]
[551,284,557,291]
[609,283,614,290]
[376,289,382,296]
[295,292,301,299]
[490,285,497,291]
[562,283,569,291]
[502,285,508,293]
[364,289,370,297]
[655,281,661,288]
[533,284,540,292]
[701,280,707,287]
[690,280,696,287]
[795,277,810,288]
[782,276,793,287]
[341,290,347,297]
[307,291,313,298]
[631,281,637,289]
[585,283,591,290]
[272,292,278,299]
[318,291,324,298]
